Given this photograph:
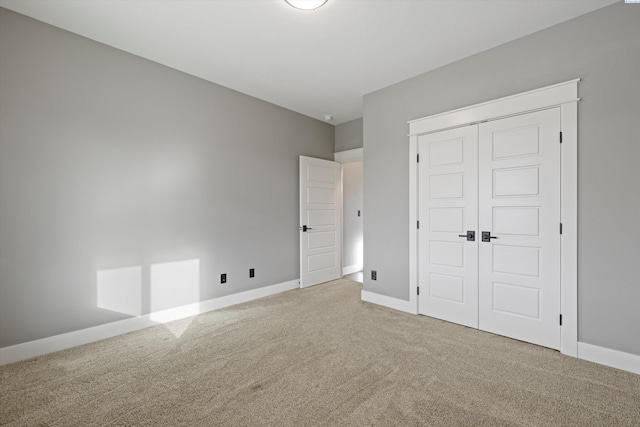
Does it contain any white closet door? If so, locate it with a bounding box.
[478,108,561,349]
[418,126,478,328]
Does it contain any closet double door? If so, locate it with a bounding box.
[418,108,561,349]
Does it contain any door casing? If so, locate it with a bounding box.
[335,148,364,277]
[408,79,579,357]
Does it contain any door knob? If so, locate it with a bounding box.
[458,231,475,241]
[482,231,498,242]
[300,225,313,232]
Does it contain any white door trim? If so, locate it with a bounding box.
[409,79,579,357]
[408,79,580,136]
[334,147,363,163]
[334,148,364,278]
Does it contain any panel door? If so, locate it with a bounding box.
[418,126,479,328]
[478,108,561,349]
[299,156,342,288]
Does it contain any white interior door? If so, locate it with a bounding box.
[418,126,479,328]
[478,108,561,349]
[299,156,342,288]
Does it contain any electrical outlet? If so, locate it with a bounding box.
[249,268,255,278]
[371,270,377,280]
[221,273,227,284]
[357,210,361,217]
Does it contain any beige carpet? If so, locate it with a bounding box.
[1,279,639,426]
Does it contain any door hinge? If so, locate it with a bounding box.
[417,153,420,163]
[417,287,420,295]
[559,314,563,326]
[560,223,563,234]
[560,132,563,143]
[417,221,420,229]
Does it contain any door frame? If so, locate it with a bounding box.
[334,147,363,164]
[334,148,364,277]
[408,79,579,357]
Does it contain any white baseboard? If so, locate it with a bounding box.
[6,283,638,377]
[342,264,363,276]
[360,294,639,376]
[361,290,417,315]
[0,279,299,366]
[578,342,640,375]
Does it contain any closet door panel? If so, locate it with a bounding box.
[478,108,561,350]
[418,126,478,328]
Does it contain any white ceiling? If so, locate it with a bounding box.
[0,0,617,125]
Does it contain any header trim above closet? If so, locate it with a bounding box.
[408,79,579,137]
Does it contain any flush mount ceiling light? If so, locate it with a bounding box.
[285,0,328,11]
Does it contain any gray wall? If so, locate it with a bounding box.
[363,2,640,356]
[342,162,363,270]
[335,118,363,152]
[0,8,334,348]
